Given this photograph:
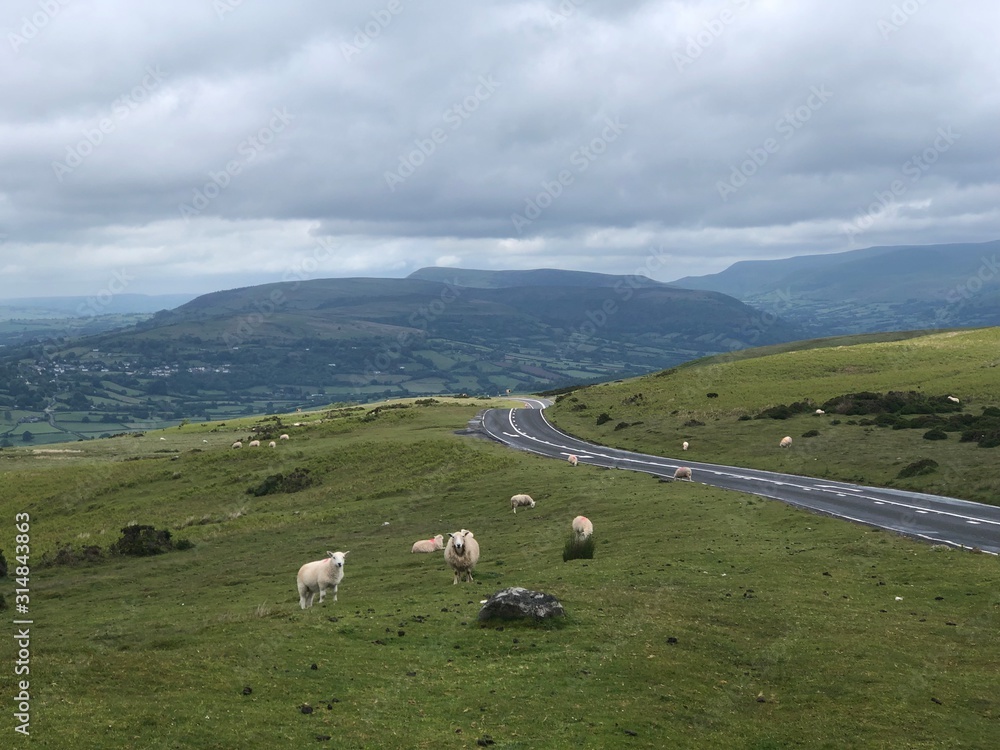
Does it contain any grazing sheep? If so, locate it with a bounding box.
[411,534,445,553]
[779,436,793,448]
[231,441,243,449]
[444,529,480,584]
[947,395,960,403]
[268,440,277,448]
[279,434,290,440]
[572,515,593,540]
[296,551,349,609]
[510,493,535,513]
[567,454,579,466]
[673,466,692,480]
[682,441,689,451]
[814,409,825,415]
[248,440,261,447]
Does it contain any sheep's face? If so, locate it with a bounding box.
[450,533,466,554]
[327,551,348,568]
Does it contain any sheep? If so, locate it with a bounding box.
[682,441,689,451]
[296,550,349,609]
[510,493,535,513]
[268,440,277,448]
[947,395,960,403]
[780,436,793,448]
[673,466,693,480]
[814,409,825,415]
[248,440,261,447]
[567,454,579,466]
[572,515,593,540]
[231,441,243,449]
[411,534,445,553]
[444,529,480,584]
[279,434,290,440]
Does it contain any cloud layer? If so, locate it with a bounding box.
[3,0,998,296]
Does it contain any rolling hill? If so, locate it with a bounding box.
[670,239,1000,335]
[0,273,804,444]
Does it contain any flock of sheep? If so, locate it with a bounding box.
[294,429,810,609]
[232,434,290,449]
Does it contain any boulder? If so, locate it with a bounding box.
[478,587,565,622]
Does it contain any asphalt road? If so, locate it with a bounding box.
[478,402,1000,555]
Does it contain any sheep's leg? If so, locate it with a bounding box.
[331,584,338,603]
[317,587,326,605]
[453,571,459,585]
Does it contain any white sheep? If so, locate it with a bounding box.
[231,441,243,449]
[268,440,277,448]
[411,534,445,553]
[279,434,290,440]
[814,409,825,415]
[779,436,793,448]
[510,493,535,513]
[682,441,689,451]
[567,454,578,466]
[444,529,480,584]
[572,515,593,540]
[673,466,692,480]
[248,439,261,447]
[296,550,349,609]
[947,395,960,403]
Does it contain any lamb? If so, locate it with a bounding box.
[279,434,290,440]
[682,441,689,451]
[268,440,277,448]
[296,550,349,609]
[510,493,535,513]
[572,515,593,540]
[231,441,243,449]
[814,409,825,415]
[444,529,480,584]
[779,436,793,448]
[673,466,692,480]
[947,395,960,403]
[567,454,579,466]
[248,440,261,447]
[411,534,445,553]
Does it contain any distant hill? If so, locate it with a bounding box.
[0,293,197,318]
[670,240,1000,334]
[0,274,803,443]
[409,266,665,289]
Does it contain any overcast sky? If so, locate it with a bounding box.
[2,0,998,298]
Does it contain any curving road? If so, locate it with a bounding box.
[477,402,1000,555]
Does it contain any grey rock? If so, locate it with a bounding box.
[478,587,566,622]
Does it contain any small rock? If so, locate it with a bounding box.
[311,663,319,670]
[667,637,678,644]
[241,686,253,695]
[624,729,638,736]
[931,697,943,705]
[300,704,313,715]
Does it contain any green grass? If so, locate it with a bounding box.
[0,395,998,748]
[548,327,1000,504]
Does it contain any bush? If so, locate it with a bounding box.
[110,525,181,557]
[755,400,815,420]
[897,458,939,478]
[683,419,705,428]
[801,429,820,438]
[563,535,596,562]
[247,467,314,496]
[922,429,948,441]
[596,413,612,426]
[613,422,631,431]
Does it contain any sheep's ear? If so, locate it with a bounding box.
[465,531,475,538]
[326,551,334,556]
[343,551,350,557]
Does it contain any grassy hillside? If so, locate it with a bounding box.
[547,327,1000,505]
[1,398,997,748]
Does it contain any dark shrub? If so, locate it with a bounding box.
[571,403,588,411]
[923,429,948,441]
[801,429,820,438]
[897,458,939,478]
[706,392,719,398]
[0,548,7,577]
[110,525,178,557]
[613,422,631,431]
[683,419,705,427]
[563,535,596,562]
[596,413,612,426]
[755,400,815,420]
[247,467,314,497]
[738,415,752,421]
